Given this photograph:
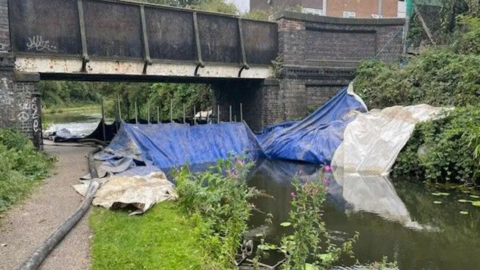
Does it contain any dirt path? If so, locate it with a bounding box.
[0,144,95,270]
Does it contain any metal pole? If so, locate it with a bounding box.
[229,105,232,122]
[147,102,150,124]
[217,105,220,123]
[183,104,186,124]
[234,115,237,122]
[378,0,383,17]
[323,0,327,16]
[117,96,122,121]
[101,96,106,141]
[135,102,138,124]
[170,99,173,123]
[240,103,243,122]
[193,105,197,125]
[157,106,160,124]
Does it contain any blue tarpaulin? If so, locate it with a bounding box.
[257,85,367,165]
[99,122,263,170]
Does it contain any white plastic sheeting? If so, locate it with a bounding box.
[332,104,446,175]
[74,172,178,215]
[331,169,425,230]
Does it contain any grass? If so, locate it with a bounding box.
[0,129,55,213]
[43,104,100,114]
[89,201,211,270]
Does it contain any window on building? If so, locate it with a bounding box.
[302,7,324,16]
[343,11,356,18]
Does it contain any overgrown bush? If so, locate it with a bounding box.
[354,50,480,109]
[455,16,480,55]
[173,159,260,269]
[393,107,480,185]
[0,129,54,212]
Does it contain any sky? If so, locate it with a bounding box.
[226,0,249,13]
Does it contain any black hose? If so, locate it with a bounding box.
[17,146,103,270]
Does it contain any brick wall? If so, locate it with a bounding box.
[0,0,9,52]
[260,80,283,126]
[306,85,339,112]
[251,0,398,18]
[278,13,405,67]
[301,0,323,9]
[327,0,398,18]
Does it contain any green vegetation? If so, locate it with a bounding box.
[392,107,480,185]
[90,159,259,270]
[90,162,396,269]
[89,202,210,270]
[173,159,259,269]
[354,13,480,185]
[354,49,480,109]
[0,129,54,212]
[279,173,358,270]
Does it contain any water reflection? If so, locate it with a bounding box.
[248,159,480,270]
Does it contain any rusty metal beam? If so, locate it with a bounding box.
[193,12,204,77]
[237,18,249,78]
[77,0,89,72]
[140,5,152,74]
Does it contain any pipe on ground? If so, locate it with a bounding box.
[18,146,103,270]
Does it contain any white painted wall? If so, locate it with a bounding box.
[398,0,406,18]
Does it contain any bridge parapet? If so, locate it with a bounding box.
[10,0,277,78]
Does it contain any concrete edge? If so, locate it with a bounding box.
[276,11,406,26]
[14,72,40,82]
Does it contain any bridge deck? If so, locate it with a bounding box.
[10,0,278,79]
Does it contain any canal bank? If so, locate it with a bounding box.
[0,144,94,270]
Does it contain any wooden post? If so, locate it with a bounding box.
[414,6,436,45]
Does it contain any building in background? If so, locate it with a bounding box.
[250,0,407,18]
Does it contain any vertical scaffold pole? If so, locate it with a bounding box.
[101,95,106,141]
[170,99,173,123]
[240,103,243,122]
[147,102,150,124]
[183,104,186,124]
[135,102,138,124]
[193,105,197,125]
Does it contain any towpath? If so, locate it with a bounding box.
[0,143,94,270]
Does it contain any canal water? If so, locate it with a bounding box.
[248,160,480,270]
[46,111,480,270]
[43,108,111,137]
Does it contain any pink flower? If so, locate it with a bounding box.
[324,165,332,172]
[290,192,296,198]
[323,178,328,186]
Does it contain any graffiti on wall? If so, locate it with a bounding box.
[26,36,57,52]
[31,97,40,132]
[0,77,14,106]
